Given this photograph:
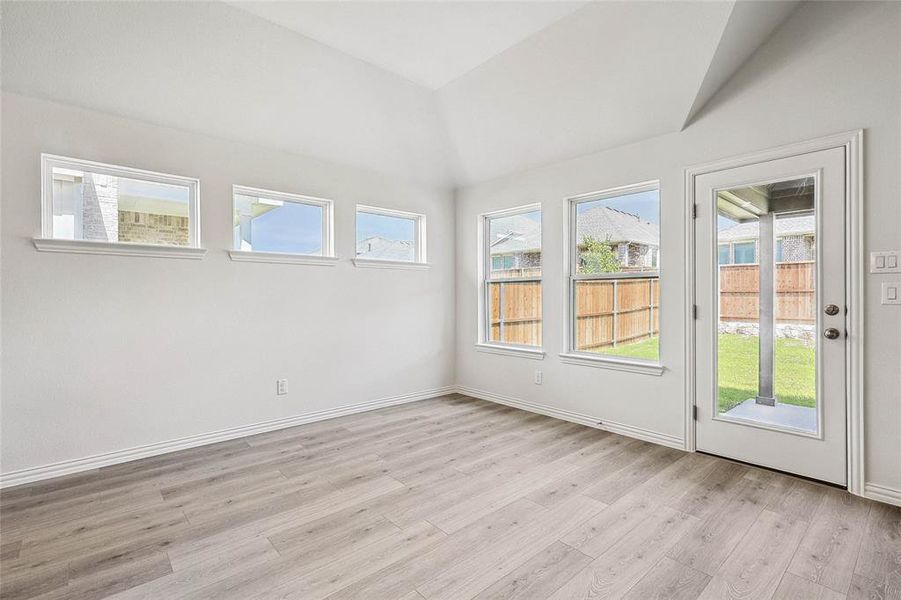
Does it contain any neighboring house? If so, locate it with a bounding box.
[53,170,190,245]
[488,207,661,276]
[718,213,815,264]
[575,206,659,270]
[356,236,414,261]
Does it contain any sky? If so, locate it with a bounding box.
[356,211,414,244]
[250,202,323,254]
[577,189,659,225]
[244,204,416,254]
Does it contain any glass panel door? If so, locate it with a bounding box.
[715,176,818,434]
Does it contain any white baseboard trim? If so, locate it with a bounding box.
[0,386,456,489]
[457,386,685,451]
[864,482,901,507]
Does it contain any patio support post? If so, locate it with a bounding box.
[756,212,777,406]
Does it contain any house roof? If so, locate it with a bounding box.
[718,214,814,242]
[575,206,659,247]
[356,236,414,261]
[489,206,661,256]
[489,214,542,254]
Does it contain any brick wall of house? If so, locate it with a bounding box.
[81,173,119,242]
[118,211,189,245]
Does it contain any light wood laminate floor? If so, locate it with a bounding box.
[1,395,898,599]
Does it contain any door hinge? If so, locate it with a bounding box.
[692,405,698,421]
[692,204,698,219]
[692,304,698,319]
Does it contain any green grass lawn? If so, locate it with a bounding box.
[591,333,815,413]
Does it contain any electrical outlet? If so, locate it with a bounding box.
[882,282,901,305]
[534,370,543,385]
[276,379,288,395]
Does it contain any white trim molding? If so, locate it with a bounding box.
[683,129,865,495]
[559,353,664,376]
[33,238,207,259]
[0,386,456,489]
[864,483,901,507]
[352,257,431,270]
[229,250,339,266]
[475,343,546,360]
[458,386,684,450]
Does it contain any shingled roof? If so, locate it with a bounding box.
[718,214,815,242]
[575,206,659,247]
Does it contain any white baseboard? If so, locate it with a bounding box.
[864,482,901,507]
[0,386,456,489]
[457,386,685,451]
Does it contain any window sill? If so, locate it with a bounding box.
[559,352,665,376]
[475,343,546,360]
[352,258,430,271]
[228,250,339,266]
[33,238,207,260]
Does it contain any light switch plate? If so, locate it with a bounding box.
[882,282,901,305]
[870,251,900,273]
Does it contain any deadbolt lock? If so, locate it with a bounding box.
[824,304,840,316]
[824,327,841,340]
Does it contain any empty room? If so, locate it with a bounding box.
[1,1,899,598]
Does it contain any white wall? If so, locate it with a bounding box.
[455,1,901,491]
[0,1,452,187]
[1,93,455,475]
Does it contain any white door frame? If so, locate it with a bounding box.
[683,130,864,496]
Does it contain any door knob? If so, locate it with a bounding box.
[824,304,840,316]
[824,327,841,340]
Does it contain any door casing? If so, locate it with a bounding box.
[683,130,864,495]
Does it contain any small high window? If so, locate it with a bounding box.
[40,154,200,248]
[232,185,333,257]
[355,205,426,265]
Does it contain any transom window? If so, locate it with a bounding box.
[233,185,333,256]
[355,205,426,264]
[567,181,660,363]
[481,205,542,348]
[41,154,200,247]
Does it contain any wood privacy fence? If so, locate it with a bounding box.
[487,261,815,349]
[719,261,815,324]
[488,276,660,350]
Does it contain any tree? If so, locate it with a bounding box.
[580,236,621,273]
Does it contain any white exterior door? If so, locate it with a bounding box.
[694,147,847,485]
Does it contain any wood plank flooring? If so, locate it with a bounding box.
[1,394,898,599]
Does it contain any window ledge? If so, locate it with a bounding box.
[33,238,207,260]
[559,353,664,376]
[352,258,430,271]
[475,343,546,360]
[228,250,339,266]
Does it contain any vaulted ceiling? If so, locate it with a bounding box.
[1,1,799,188]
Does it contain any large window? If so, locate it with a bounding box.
[482,205,542,348]
[232,185,333,257]
[567,182,660,364]
[355,205,426,264]
[41,154,199,248]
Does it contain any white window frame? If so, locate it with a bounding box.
[34,154,205,259]
[353,204,428,270]
[560,180,664,375]
[476,203,545,359]
[228,185,337,266]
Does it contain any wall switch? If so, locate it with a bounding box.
[882,282,901,305]
[534,370,543,385]
[870,251,900,273]
[276,379,288,395]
